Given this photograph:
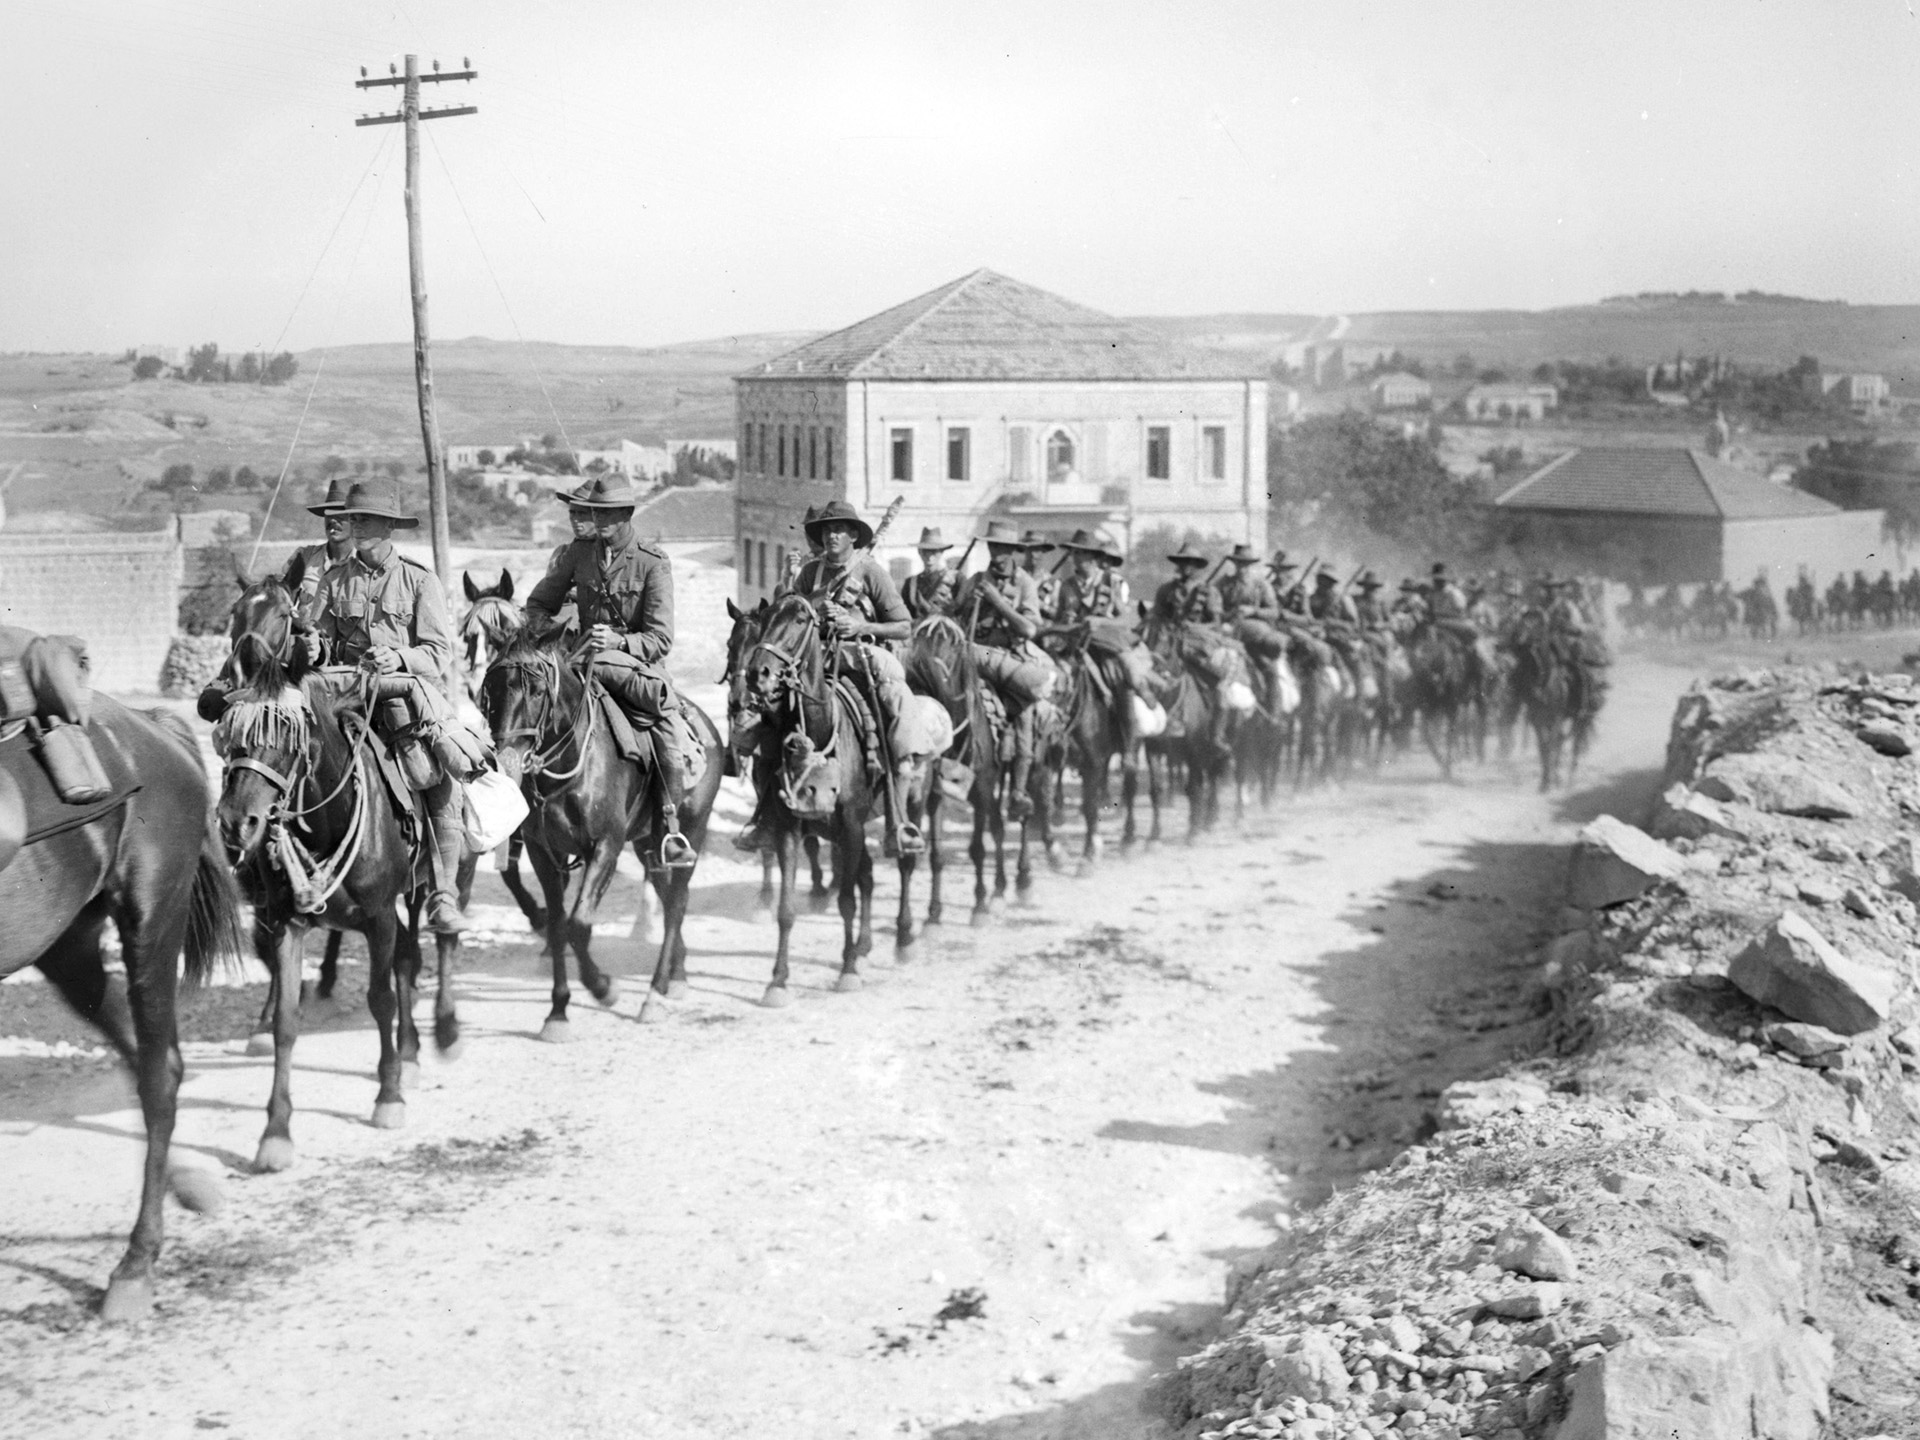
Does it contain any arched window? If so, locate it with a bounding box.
[1046,429,1075,479]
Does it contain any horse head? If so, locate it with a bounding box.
[212,680,315,864]
[478,633,569,784]
[460,574,525,707]
[723,597,771,750]
[904,613,976,718]
[227,566,310,693]
[745,593,823,718]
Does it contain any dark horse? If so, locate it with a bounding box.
[1505,617,1607,790]
[480,632,724,1031]
[1143,619,1244,838]
[0,697,245,1320]
[1035,625,1139,868]
[905,613,1008,923]
[215,567,461,1170]
[724,598,830,911]
[1406,626,1480,781]
[455,569,547,936]
[738,594,930,998]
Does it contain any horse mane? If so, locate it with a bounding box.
[904,614,977,707]
[463,594,523,649]
[760,593,824,678]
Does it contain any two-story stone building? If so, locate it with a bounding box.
[732,269,1268,601]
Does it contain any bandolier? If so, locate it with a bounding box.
[901,526,958,622]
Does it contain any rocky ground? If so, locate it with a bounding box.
[2,632,1916,1438]
[1154,653,1920,1440]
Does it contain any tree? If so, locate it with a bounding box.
[540,432,559,451]
[263,352,298,385]
[1796,439,1920,546]
[186,342,221,383]
[1268,412,1487,560]
[158,462,195,493]
[321,454,349,478]
[132,355,165,381]
[234,464,260,490]
[205,465,233,493]
[352,458,369,475]
[177,545,246,636]
[477,448,495,466]
[236,351,261,384]
[383,460,405,479]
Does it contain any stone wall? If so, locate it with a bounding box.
[0,530,184,694]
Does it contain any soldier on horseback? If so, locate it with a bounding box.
[954,521,1060,820]
[299,480,471,933]
[902,527,959,621]
[1219,543,1285,694]
[1021,531,1061,618]
[521,474,695,866]
[790,498,923,854]
[288,479,354,620]
[1048,529,1156,695]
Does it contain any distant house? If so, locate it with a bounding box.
[1803,372,1889,414]
[1462,382,1557,422]
[1370,373,1431,411]
[1304,342,1393,388]
[733,268,1268,604]
[665,438,739,464]
[1490,446,1883,587]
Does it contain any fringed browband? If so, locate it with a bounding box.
[212,689,311,759]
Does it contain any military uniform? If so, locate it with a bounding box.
[288,540,352,622]
[794,550,917,762]
[955,554,1058,811]
[1219,565,1286,666]
[1150,574,1221,628]
[902,563,957,622]
[525,519,693,848]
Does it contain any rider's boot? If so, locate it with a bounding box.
[654,714,697,870]
[424,779,471,935]
[1007,708,1035,820]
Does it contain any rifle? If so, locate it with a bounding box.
[823,495,906,681]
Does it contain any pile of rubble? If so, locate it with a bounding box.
[1153,666,1920,1439]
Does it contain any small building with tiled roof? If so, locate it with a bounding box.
[731,269,1268,602]
[1491,446,1885,587]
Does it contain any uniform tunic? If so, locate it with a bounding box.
[1218,570,1279,622]
[526,527,674,663]
[288,541,352,622]
[1051,567,1127,625]
[901,564,957,621]
[312,542,455,695]
[795,553,911,630]
[955,567,1041,649]
[1150,577,1221,627]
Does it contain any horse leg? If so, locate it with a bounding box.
[34,900,137,1062]
[432,922,461,1054]
[364,904,407,1129]
[393,900,424,1071]
[758,850,776,912]
[1119,745,1139,851]
[568,837,624,1010]
[991,795,1010,903]
[253,916,305,1171]
[806,831,831,912]
[500,832,548,936]
[764,824,798,1007]
[1082,746,1105,867]
[837,824,872,987]
[969,805,991,926]
[528,843,576,1042]
[640,867,692,1024]
[925,789,946,926]
[316,928,343,1002]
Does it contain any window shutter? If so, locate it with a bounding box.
[1085,423,1108,482]
[1008,426,1030,483]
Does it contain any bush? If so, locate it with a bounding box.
[1268,412,1488,562]
[132,355,164,380]
[177,546,245,635]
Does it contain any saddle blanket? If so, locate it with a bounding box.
[594,691,709,799]
[0,710,141,847]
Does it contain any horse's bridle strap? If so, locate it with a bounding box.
[230,755,295,794]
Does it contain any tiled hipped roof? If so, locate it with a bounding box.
[741,269,1257,382]
[1494,448,1841,521]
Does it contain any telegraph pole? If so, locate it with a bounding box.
[356,55,477,587]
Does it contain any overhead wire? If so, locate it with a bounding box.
[424,124,578,466]
[249,126,396,573]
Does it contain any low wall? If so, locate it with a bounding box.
[0,531,183,694]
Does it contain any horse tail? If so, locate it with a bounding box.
[183,822,247,988]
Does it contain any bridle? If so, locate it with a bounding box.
[485,649,595,785]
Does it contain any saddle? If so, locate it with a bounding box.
[591,685,707,803]
[0,710,141,874]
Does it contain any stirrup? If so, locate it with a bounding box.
[894,821,926,857]
[660,830,698,870]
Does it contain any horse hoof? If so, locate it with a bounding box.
[99,1275,154,1324]
[593,978,621,1009]
[969,907,991,929]
[760,985,792,1009]
[168,1167,227,1217]
[435,1019,462,1055]
[835,973,864,994]
[808,894,832,914]
[370,1101,406,1131]
[244,1031,275,1058]
[638,996,668,1025]
[538,1019,573,1044]
[253,1136,297,1174]
[666,979,689,1001]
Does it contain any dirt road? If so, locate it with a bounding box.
[0,652,1703,1439]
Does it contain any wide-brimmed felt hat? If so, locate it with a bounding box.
[1399,577,1422,592]
[559,474,639,509]
[1227,543,1261,564]
[1167,543,1209,567]
[306,478,350,518]
[915,526,953,551]
[1314,571,1338,588]
[1061,527,1108,556]
[1356,570,1382,590]
[806,498,875,548]
[1020,530,1057,552]
[335,479,419,527]
[1430,562,1450,579]
[1270,555,1299,573]
[980,519,1026,549]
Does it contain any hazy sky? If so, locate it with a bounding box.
[7,0,1920,353]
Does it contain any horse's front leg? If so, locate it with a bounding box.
[365,905,407,1129]
[925,789,946,926]
[527,840,576,1043]
[836,818,872,988]
[764,822,799,1007]
[969,802,991,926]
[805,831,831,912]
[253,915,306,1172]
[499,831,549,936]
[895,772,921,955]
[569,836,624,1010]
[432,921,461,1054]
[641,864,693,1024]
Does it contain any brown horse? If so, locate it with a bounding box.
[723,598,829,910]
[214,569,461,1170]
[1036,625,1138,869]
[905,613,1008,923]
[480,632,724,1030]
[0,697,245,1320]
[738,594,929,996]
